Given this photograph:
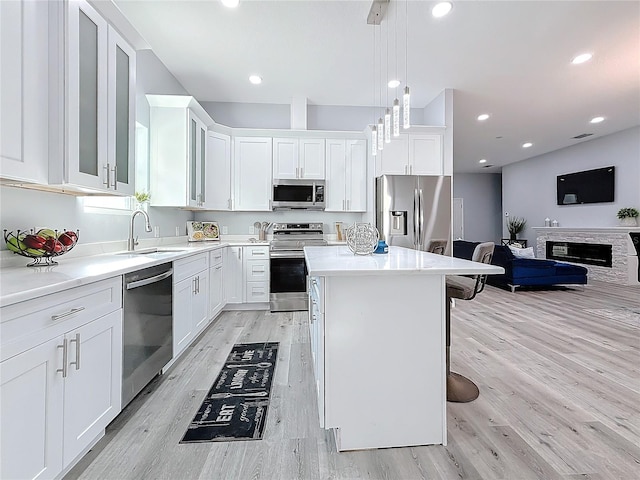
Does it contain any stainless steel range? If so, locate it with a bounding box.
[270,222,327,312]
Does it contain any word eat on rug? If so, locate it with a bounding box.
[181,342,278,443]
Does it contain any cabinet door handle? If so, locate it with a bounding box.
[51,307,85,321]
[57,339,68,378]
[193,278,197,295]
[346,199,350,210]
[112,165,118,190]
[228,198,231,209]
[295,167,299,178]
[300,167,304,178]
[103,163,111,187]
[69,333,80,370]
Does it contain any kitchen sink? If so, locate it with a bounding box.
[117,248,189,255]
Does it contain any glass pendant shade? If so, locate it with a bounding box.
[392,99,400,137]
[377,118,384,150]
[384,109,391,143]
[371,126,377,156]
[403,86,411,129]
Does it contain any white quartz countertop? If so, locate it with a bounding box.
[304,245,505,277]
[0,241,269,307]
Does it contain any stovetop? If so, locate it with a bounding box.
[270,222,327,251]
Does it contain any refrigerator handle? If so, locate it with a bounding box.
[413,188,419,249]
[418,188,424,248]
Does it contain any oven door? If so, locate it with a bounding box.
[269,250,309,311]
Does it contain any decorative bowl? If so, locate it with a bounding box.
[345,223,380,255]
[4,228,79,267]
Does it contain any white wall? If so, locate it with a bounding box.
[453,173,503,242]
[502,126,640,246]
[0,50,194,247]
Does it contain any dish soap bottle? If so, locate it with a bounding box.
[374,240,388,254]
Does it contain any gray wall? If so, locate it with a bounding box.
[502,126,640,247]
[201,102,425,132]
[453,173,503,242]
[0,50,194,247]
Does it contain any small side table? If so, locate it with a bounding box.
[501,238,527,247]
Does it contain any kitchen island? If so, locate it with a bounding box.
[304,245,504,451]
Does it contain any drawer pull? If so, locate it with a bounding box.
[216,265,223,270]
[57,339,68,378]
[51,307,85,321]
[69,333,80,370]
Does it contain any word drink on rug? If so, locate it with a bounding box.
[181,342,278,443]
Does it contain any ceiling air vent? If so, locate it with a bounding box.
[572,133,593,139]
[482,164,494,168]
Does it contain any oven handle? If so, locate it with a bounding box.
[269,251,306,259]
[126,269,173,290]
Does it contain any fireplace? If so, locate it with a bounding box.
[546,241,612,267]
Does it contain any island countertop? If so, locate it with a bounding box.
[304,245,505,276]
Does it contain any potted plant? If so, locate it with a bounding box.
[507,216,527,241]
[617,207,639,227]
[134,191,151,211]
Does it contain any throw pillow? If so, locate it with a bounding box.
[509,245,536,259]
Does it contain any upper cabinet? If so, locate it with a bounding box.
[325,139,367,212]
[48,0,136,195]
[234,137,272,211]
[0,0,50,184]
[147,95,213,208]
[273,138,325,180]
[205,130,232,210]
[376,132,444,177]
[3,0,137,194]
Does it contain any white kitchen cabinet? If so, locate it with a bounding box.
[173,252,209,358]
[62,310,122,466]
[0,277,123,480]
[49,0,136,195]
[244,245,270,303]
[234,137,272,211]
[225,246,244,304]
[0,0,49,184]
[272,138,325,180]
[208,248,225,319]
[376,133,443,176]
[147,95,213,208]
[325,139,367,212]
[308,276,325,427]
[206,131,232,210]
[0,337,64,480]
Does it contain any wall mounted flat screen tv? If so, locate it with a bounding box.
[557,166,615,205]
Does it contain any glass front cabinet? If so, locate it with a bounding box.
[59,0,136,195]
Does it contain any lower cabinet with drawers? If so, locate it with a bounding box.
[224,245,270,306]
[0,277,123,480]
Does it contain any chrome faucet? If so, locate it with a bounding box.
[128,209,153,251]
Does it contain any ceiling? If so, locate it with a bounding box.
[111,0,640,173]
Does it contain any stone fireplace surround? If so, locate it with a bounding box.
[533,227,640,286]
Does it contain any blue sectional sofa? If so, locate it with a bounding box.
[453,240,588,292]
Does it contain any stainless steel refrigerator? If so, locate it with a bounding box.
[376,175,452,255]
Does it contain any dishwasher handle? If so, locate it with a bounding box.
[126,269,173,290]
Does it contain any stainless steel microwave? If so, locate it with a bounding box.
[272,179,325,210]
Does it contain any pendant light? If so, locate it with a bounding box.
[393,99,400,136]
[384,108,391,143]
[377,117,384,150]
[403,0,411,129]
[371,126,378,156]
[371,19,377,157]
[383,19,391,143]
[377,23,384,151]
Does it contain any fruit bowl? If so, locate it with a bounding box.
[3,228,79,267]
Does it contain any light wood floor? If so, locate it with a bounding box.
[67,280,640,480]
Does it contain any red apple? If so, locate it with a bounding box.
[58,231,77,247]
[43,238,63,253]
[23,234,47,249]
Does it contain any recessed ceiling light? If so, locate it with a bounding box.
[249,75,262,85]
[590,116,605,124]
[571,53,592,65]
[388,80,401,88]
[221,0,239,8]
[432,2,453,18]
[477,114,490,121]
[479,159,487,164]
[522,142,533,148]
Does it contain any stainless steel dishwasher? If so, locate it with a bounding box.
[122,262,173,407]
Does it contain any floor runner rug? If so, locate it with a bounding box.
[180,342,278,443]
